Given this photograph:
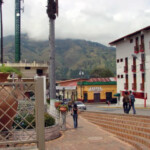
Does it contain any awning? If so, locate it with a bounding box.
[114,93,120,97]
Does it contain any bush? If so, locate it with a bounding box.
[45,113,55,126]
[13,113,55,129]
[46,98,50,104]
[0,65,21,75]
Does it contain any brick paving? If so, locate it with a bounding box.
[46,114,134,150]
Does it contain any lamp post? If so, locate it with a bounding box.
[79,71,84,101]
[0,0,3,64]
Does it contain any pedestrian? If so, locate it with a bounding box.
[68,101,72,112]
[128,91,136,114]
[71,103,78,128]
[122,91,130,114]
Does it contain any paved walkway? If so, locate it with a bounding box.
[46,114,134,150]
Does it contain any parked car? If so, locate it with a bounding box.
[74,101,86,110]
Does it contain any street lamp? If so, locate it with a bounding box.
[79,71,84,101]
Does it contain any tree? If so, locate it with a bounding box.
[90,67,114,78]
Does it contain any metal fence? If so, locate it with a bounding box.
[0,77,45,150]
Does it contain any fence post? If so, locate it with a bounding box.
[35,77,45,150]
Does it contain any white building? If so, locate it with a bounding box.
[110,26,150,107]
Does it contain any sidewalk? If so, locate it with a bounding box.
[46,114,134,150]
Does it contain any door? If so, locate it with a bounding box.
[94,93,100,102]
[106,92,112,102]
[83,93,88,102]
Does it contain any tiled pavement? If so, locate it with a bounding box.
[46,114,134,150]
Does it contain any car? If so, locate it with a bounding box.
[74,101,86,110]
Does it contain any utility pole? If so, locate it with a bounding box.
[0,0,3,64]
[15,0,24,63]
[47,0,58,99]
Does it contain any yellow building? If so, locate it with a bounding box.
[77,78,117,103]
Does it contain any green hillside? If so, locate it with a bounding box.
[3,34,116,80]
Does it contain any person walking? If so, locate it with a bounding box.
[122,91,130,114]
[128,91,136,114]
[71,103,78,128]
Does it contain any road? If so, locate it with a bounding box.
[85,104,150,116]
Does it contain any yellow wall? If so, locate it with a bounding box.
[77,84,117,101]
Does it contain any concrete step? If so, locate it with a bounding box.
[82,112,150,124]
[92,121,150,149]
[82,114,150,128]
[81,112,150,150]
[82,115,150,133]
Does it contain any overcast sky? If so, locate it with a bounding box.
[3,0,150,45]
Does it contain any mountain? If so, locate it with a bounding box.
[3,34,116,80]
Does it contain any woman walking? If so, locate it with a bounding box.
[71,103,78,128]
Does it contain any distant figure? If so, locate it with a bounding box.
[128,91,136,114]
[68,101,72,112]
[71,103,78,128]
[122,91,130,114]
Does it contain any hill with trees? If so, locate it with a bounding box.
[3,34,116,80]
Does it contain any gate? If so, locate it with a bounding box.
[0,77,45,150]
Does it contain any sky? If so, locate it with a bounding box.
[2,0,150,45]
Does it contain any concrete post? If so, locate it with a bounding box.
[35,77,45,150]
[61,112,67,131]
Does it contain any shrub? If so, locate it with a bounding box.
[46,98,50,104]
[13,113,55,129]
[0,65,21,75]
[45,113,55,126]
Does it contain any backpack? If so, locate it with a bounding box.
[130,95,135,103]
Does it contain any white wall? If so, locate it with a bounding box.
[116,31,150,106]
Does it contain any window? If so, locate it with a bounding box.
[117,75,120,78]
[121,75,124,78]
[37,69,43,76]
[25,67,31,70]
[120,58,123,62]
[130,39,133,43]
[135,37,139,46]
[117,59,119,63]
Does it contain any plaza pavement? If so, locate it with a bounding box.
[46,113,134,150]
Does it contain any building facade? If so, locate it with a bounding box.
[110,26,150,106]
[77,78,117,103]
[56,78,87,101]
[4,61,48,80]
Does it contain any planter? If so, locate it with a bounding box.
[0,86,18,131]
[59,106,67,112]
[55,101,61,108]
[0,72,9,82]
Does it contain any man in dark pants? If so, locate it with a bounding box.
[122,91,130,114]
[128,91,136,114]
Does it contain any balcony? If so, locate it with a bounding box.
[132,65,136,72]
[134,45,139,54]
[139,44,144,52]
[124,83,128,90]
[140,83,144,91]
[140,64,145,72]
[124,66,128,73]
[132,83,137,91]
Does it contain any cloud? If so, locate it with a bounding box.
[2,0,150,45]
